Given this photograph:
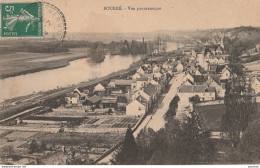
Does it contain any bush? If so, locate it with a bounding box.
[189,95,200,103]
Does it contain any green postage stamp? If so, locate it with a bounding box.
[1,2,43,37]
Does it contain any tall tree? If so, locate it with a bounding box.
[112,126,138,165]
[136,128,157,164]
[238,114,260,163]
[164,95,180,121]
[221,41,256,148]
[135,112,216,165]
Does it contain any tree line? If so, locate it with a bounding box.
[112,95,216,165]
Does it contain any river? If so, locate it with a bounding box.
[0,54,142,102]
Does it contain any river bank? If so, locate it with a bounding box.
[0,48,90,79]
[0,55,90,79]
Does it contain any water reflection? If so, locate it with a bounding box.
[0,54,141,101]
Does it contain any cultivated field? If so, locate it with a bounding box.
[78,117,139,129]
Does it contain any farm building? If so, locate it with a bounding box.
[65,93,80,105]
[94,83,105,92]
[83,95,101,108]
[108,79,137,92]
[101,96,118,109]
[178,85,216,102]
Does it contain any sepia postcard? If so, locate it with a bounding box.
[0,0,260,166]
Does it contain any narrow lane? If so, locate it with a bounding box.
[97,72,184,164]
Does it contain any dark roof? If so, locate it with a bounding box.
[208,64,217,72]
[143,83,157,96]
[179,85,215,93]
[216,45,223,51]
[113,79,136,86]
[137,77,149,81]
[192,75,207,84]
[186,79,194,85]
[65,93,79,98]
[117,96,128,103]
[142,73,153,78]
[88,95,101,104]
[216,65,226,74]
[136,95,149,103]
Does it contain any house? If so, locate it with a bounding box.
[152,64,160,73]
[178,85,216,102]
[183,49,192,55]
[101,96,118,109]
[65,93,80,105]
[143,83,158,101]
[168,57,175,62]
[206,78,225,98]
[94,83,105,92]
[136,77,150,90]
[126,100,146,116]
[73,87,86,99]
[256,44,260,51]
[132,90,151,102]
[136,95,150,110]
[209,47,216,55]
[176,62,184,72]
[219,65,232,80]
[194,68,202,75]
[183,72,194,83]
[215,45,223,55]
[149,79,159,86]
[208,64,218,74]
[218,57,226,65]
[106,86,123,95]
[192,75,208,85]
[83,95,101,108]
[132,72,141,80]
[137,67,145,75]
[251,77,260,94]
[108,79,137,92]
[182,79,194,86]
[117,96,128,111]
[153,72,163,79]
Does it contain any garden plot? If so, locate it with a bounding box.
[78,117,140,129]
[4,131,38,140]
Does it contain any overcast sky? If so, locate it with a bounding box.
[15,0,260,33]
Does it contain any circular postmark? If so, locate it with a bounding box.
[0,1,67,50]
[22,1,67,49]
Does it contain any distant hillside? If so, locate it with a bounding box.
[186,26,260,50]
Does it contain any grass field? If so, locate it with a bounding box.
[196,102,260,131]
[195,104,225,131]
[0,48,89,79]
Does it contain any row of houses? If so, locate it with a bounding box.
[177,43,260,102]
[176,44,232,102]
[64,61,173,116]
